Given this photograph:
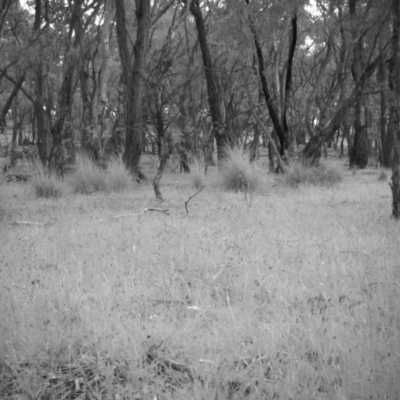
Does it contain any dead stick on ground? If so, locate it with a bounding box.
[185,186,205,216]
[11,221,49,226]
[98,208,170,221]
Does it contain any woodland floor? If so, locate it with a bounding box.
[0,158,399,400]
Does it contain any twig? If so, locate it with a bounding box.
[185,186,205,216]
[98,207,170,221]
[10,220,49,226]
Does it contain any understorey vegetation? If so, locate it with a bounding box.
[0,160,398,400]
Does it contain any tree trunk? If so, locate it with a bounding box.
[281,13,297,146]
[33,0,52,166]
[49,0,83,175]
[120,0,150,177]
[378,45,391,167]
[153,94,169,200]
[245,0,287,157]
[349,0,368,168]
[0,73,25,133]
[186,0,228,164]
[305,34,333,139]
[388,0,400,219]
[95,0,115,159]
[303,44,385,163]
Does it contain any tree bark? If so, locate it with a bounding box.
[388,0,400,219]
[117,0,150,177]
[33,0,52,166]
[95,0,115,158]
[0,73,25,133]
[378,44,391,167]
[349,0,368,168]
[281,13,297,145]
[303,41,386,163]
[152,93,168,200]
[186,0,227,165]
[245,0,287,157]
[305,34,333,139]
[49,0,83,175]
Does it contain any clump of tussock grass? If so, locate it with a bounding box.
[378,169,388,181]
[189,159,207,189]
[219,146,261,192]
[279,161,343,188]
[105,156,132,192]
[31,160,64,198]
[69,153,107,194]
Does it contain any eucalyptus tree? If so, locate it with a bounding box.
[388,0,400,219]
[302,0,391,165]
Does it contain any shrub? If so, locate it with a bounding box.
[279,161,343,188]
[219,146,261,192]
[70,153,107,194]
[105,157,132,192]
[32,174,64,198]
[31,159,64,198]
[189,159,207,189]
[378,169,388,181]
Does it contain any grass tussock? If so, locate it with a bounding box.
[219,147,261,192]
[31,160,64,198]
[378,169,388,181]
[279,161,343,188]
[189,159,207,189]
[69,153,107,194]
[32,174,64,198]
[70,154,132,194]
[105,157,133,192]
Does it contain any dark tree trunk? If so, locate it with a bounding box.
[246,8,286,156]
[349,0,368,168]
[33,0,51,166]
[0,73,25,133]
[153,95,169,200]
[187,0,227,164]
[303,46,384,163]
[249,122,260,163]
[281,13,297,145]
[378,46,391,167]
[388,0,400,219]
[116,0,150,177]
[49,0,83,175]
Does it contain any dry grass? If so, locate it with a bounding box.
[31,161,64,198]
[69,153,108,194]
[278,161,343,188]
[105,156,133,193]
[189,159,207,189]
[0,164,399,400]
[218,147,262,192]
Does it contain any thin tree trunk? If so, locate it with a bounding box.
[303,44,386,163]
[305,34,333,138]
[281,13,297,145]
[245,0,287,157]
[0,73,25,133]
[186,0,227,164]
[49,0,83,175]
[378,44,391,167]
[153,94,168,200]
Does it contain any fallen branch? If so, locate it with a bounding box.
[185,186,205,216]
[11,220,49,226]
[98,207,170,221]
